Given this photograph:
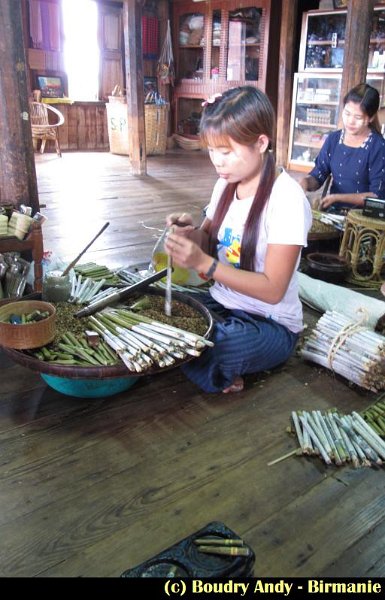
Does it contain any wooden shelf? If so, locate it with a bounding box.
[297,120,335,129]
[370,37,385,44]
[307,39,345,46]
[297,100,338,106]
[228,43,261,47]
[293,141,323,149]
[288,160,314,172]
[307,38,385,46]
[0,224,43,292]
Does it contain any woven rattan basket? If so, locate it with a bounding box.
[145,103,169,155]
[173,133,201,151]
[0,300,56,349]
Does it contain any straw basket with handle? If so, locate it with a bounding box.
[145,102,169,156]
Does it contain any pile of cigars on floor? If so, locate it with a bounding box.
[288,402,385,468]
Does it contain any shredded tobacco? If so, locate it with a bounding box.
[45,293,208,354]
[131,294,208,336]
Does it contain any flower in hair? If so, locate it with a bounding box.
[201,93,222,107]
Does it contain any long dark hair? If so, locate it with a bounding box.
[199,86,276,271]
[344,83,381,134]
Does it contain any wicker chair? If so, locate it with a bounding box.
[29,101,65,157]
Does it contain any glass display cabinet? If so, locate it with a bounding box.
[171,1,272,134]
[298,10,346,71]
[298,7,385,73]
[225,7,262,83]
[174,3,265,84]
[288,6,385,170]
[288,74,341,171]
[177,10,205,82]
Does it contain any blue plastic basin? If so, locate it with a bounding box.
[41,373,139,398]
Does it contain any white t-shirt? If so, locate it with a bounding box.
[205,169,313,333]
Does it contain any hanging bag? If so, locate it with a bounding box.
[157,20,175,86]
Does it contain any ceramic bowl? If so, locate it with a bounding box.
[306,252,350,284]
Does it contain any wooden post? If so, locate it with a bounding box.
[276,0,298,167]
[123,0,147,175]
[0,0,39,213]
[338,0,376,126]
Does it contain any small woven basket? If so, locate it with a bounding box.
[145,103,169,155]
[173,133,201,151]
[0,300,56,349]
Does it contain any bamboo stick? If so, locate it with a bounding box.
[267,448,301,466]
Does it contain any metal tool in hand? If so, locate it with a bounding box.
[165,227,173,316]
[151,217,190,317]
[165,216,191,316]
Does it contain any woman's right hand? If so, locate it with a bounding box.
[165,213,210,253]
[165,230,208,273]
[166,212,193,227]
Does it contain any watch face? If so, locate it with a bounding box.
[363,198,385,219]
[365,198,385,209]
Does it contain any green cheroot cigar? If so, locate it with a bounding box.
[193,537,244,547]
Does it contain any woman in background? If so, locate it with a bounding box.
[165,86,312,394]
[300,83,385,214]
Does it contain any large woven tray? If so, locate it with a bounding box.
[2,289,213,380]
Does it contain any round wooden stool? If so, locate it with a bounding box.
[339,209,385,287]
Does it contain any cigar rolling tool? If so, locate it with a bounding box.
[62,222,110,277]
[165,227,173,317]
[121,521,255,578]
[153,219,190,318]
[75,267,169,318]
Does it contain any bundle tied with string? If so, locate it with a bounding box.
[301,310,385,392]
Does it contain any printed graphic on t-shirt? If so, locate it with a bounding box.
[220,227,241,267]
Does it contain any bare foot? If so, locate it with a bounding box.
[222,376,244,394]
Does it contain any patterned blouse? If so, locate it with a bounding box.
[309,129,385,210]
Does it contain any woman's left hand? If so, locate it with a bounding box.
[319,193,337,210]
[320,191,369,210]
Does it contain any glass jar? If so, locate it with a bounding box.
[151,227,206,287]
[42,270,71,303]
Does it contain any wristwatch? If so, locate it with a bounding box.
[200,258,218,281]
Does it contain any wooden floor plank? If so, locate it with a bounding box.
[322,518,385,576]
[244,469,385,577]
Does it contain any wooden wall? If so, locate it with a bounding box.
[22,0,170,152]
[41,102,109,152]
